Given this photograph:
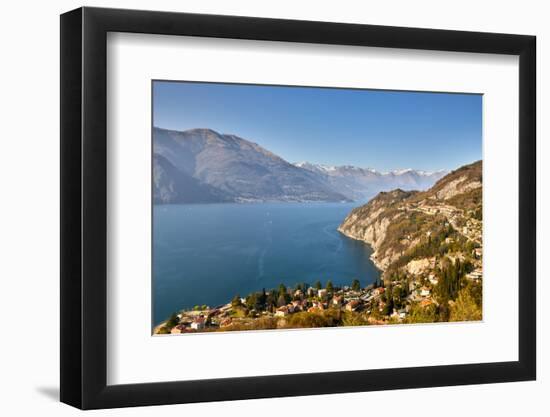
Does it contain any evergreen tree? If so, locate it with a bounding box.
[257,288,267,309]
[438,302,450,322]
[166,312,179,329]
[265,291,277,312]
[245,293,258,310]
[351,279,361,292]
[231,294,242,308]
[392,286,404,308]
[277,284,291,305]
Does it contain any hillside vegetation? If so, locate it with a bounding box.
[338,160,483,323]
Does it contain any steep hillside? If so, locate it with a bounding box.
[153,154,228,204]
[153,127,349,203]
[338,161,483,278]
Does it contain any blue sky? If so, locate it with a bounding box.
[153,81,482,172]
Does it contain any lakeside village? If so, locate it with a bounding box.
[155,260,482,335]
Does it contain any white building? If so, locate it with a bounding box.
[191,317,205,330]
[275,306,289,317]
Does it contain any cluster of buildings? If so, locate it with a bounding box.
[160,283,417,334]
[168,313,207,334]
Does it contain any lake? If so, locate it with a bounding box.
[153,202,380,325]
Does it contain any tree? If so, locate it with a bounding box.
[157,326,170,335]
[466,281,482,308]
[342,311,369,327]
[383,291,394,316]
[406,303,438,324]
[257,288,267,309]
[165,312,179,329]
[392,285,404,308]
[436,257,466,303]
[326,280,334,293]
[314,280,322,290]
[351,279,361,292]
[277,294,288,307]
[438,301,450,322]
[277,284,291,305]
[231,294,242,308]
[449,288,482,322]
[265,291,277,312]
[245,293,258,310]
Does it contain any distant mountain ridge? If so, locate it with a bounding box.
[294,161,445,177]
[153,127,448,204]
[294,162,447,201]
[153,127,348,203]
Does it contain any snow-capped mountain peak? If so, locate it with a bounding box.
[295,162,445,178]
[294,161,448,201]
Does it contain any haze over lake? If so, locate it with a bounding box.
[153,202,380,324]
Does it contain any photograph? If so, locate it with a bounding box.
[152,81,483,335]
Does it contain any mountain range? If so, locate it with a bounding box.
[153,127,448,204]
[294,162,447,201]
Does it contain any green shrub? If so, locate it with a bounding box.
[450,288,482,322]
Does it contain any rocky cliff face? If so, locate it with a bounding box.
[338,161,482,277]
[338,189,417,270]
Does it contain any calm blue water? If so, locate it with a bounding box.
[153,203,380,324]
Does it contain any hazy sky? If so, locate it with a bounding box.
[153,81,482,172]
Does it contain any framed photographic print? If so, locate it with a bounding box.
[60,7,536,410]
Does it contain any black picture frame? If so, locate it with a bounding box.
[60,6,536,410]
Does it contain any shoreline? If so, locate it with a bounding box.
[336,227,386,272]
